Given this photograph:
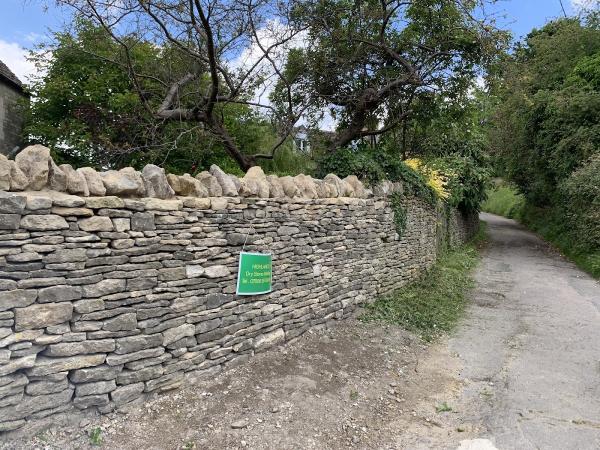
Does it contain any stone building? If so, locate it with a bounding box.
[0,59,29,156]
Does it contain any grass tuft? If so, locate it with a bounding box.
[89,427,102,446]
[436,402,453,413]
[361,224,485,342]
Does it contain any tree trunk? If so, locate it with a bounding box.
[402,120,407,160]
[209,120,254,171]
[327,109,368,152]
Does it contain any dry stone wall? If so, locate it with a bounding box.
[0,145,477,434]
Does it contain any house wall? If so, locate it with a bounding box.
[0,82,26,156]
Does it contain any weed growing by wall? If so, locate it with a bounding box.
[361,222,486,342]
[390,192,407,237]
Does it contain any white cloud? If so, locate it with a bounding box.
[228,20,341,132]
[24,32,45,44]
[229,19,308,106]
[0,40,38,84]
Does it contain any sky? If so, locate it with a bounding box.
[0,0,592,84]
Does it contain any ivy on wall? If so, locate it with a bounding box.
[390,192,407,238]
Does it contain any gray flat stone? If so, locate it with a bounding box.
[106,347,164,366]
[0,214,20,230]
[25,378,69,396]
[0,355,37,377]
[73,393,109,409]
[14,303,73,331]
[0,192,26,214]
[131,212,155,231]
[20,214,69,231]
[0,290,37,311]
[110,382,144,405]
[103,313,137,332]
[162,324,195,346]
[37,285,82,303]
[26,354,106,376]
[44,339,115,357]
[82,279,126,298]
[0,387,74,422]
[78,216,114,232]
[69,364,123,383]
[204,265,231,278]
[74,379,116,397]
[114,334,163,354]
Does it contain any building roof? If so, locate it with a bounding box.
[0,59,25,92]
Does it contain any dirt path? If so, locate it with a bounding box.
[9,320,482,450]
[6,213,600,450]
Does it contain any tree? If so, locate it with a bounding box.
[25,19,291,173]
[26,20,159,169]
[488,15,600,205]
[378,86,492,160]
[47,0,504,172]
[49,0,309,171]
[273,0,506,153]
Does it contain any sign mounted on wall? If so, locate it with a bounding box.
[236,252,273,295]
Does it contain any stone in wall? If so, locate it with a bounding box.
[168,174,209,198]
[101,168,146,197]
[323,174,348,197]
[60,164,89,197]
[266,175,285,198]
[14,145,51,190]
[77,168,105,196]
[294,174,318,199]
[0,156,10,191]
[142,165,174,200]
[0,154,29,191]
[8,161,28,192]
[240,166,269,198]
[279,176,300,198]
[0,145,374,201]
[195,171,222,197]
[48,159,67,192]
[210,165,238,197]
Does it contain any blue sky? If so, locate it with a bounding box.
[0,0,588,83]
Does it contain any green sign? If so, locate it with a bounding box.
[236,252,272,295]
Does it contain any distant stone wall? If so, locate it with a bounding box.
[0,145,477,434]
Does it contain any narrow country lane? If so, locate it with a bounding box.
[450,213,600,450]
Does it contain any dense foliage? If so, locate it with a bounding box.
[486,13,600,276]
[273,0,505,152]
[427,155,490,213]
[489,15,600,205]
[316,144,489,212]
[389,192,408,237]
[558,153,600,253]
[315,146,439,205]
[25,0,505,174]
[25,20,304,174]
[22,2,500,213]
